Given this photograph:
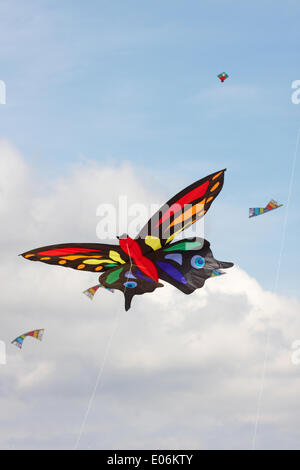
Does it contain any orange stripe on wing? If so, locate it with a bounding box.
[210,182,220,192]
[155,180,210,228]
[212,170,224,180]
[59,255,103,261]
[165,200,205,230]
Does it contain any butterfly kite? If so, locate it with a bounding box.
[249,199,283,218]
[218,72,229,83]
[12,329,44,349]
[21,169,233,311]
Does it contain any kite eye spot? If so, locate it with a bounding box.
[123,281,137,289]
[191,255,205,269]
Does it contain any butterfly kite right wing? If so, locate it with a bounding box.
[136,169,227,253]
[149,237,233,294]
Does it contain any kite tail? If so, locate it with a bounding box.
[124,292,133,311]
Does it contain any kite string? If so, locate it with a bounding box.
[74,308,121,450]
[74,245,134,450]
[251,124,300,450]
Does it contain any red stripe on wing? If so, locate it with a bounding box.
[37,248,102,256]
[155,180,209,228]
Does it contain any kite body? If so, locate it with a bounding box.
[218,72,228,83]
[12,329,44,349]
[249,200,283,218]
[98,237,232,310]
[21,169,233,310]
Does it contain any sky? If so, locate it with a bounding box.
[0,0,300,450]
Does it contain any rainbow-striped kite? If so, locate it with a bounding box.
[11,329,44,349]
[249,200,283,218]
[83,283,114,300]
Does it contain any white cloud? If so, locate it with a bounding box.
[0,141,300,449]
[17,361,55,390]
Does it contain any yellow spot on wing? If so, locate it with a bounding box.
[77,264,85,270]
[40,257,51,260]
[109,250,126,264]
[83,259,104,265]
[59,260,67,265]
[84,259,117,265]
[165,232,177,245]
[165,220,194,244]
[95,266,103,271]
[25,254,34,258]
[145,236,162,251]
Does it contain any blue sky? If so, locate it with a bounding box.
[1,1,300,450]
[1,0,299,296]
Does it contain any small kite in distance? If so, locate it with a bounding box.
[218,72,229,83]
[249,200,283,218]
[11,329,44,349]
[83,284,114,300]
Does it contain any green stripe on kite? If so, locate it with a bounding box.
[106,267,123,284]
[163,241,203,252]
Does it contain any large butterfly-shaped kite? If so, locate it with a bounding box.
[21,169,233,310]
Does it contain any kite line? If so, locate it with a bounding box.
[252,124,300,450]
[74,307,122,450]
[74,246,134,450]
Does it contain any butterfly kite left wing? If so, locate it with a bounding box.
[136,169,227,253]
[20,243,128,273]
[12,329,44,349]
